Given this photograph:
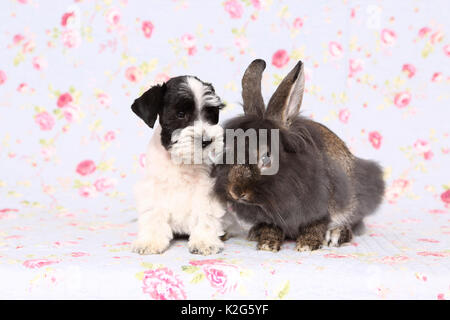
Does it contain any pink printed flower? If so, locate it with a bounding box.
[76,160,96,176]
[57,92,73,108]
[430,31,444,44]
[329,41,343,58]
[97,92,111,106]
[142,21,154,39]
[418,27,431,38]
[61,12,75,27]
[189,259,224,266]
[0,70,6,85]
[142,268,186,300]
[62,105,80,123]
[34,111,55,131]
[13,34,24,45]
[61,29,81,49]
[224,0,243,19]
[413,139,430,153]
[423,150,434,160]
[22,39,35,54]
[441,190,450,204]
[180,34,197,56]
[104,130,116,142]
[251,0,261,9]
[272,49,290,68]
[437,293,447,300]
[79,185,97,198]
[443,44,450,57]
[349,59,363,77]
[368,131,382,149]
[71,252,90,257]
[381,255,409,264]
[181,33,196,49]
[93,178,116,192]
[23,259,59,269]
[402,64,416,78]
[292,17,303,29]
[338,109,350,124]
[106,8,121,26]
[417,251,446,257]
[32,56,47,71]
[203,264,239,294]
[386,179,410,204]
[125,66,143,83]
[393,92,411,108]
[17,83,29,93]
[413,139,433,160]
[380,29,397,46]
[431,72,443,82]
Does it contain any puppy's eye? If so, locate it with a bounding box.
[177,111,186,119]
[259,152,271,168]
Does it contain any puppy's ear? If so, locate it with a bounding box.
[131,83,167,128]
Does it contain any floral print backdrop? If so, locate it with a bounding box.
[0,0,449,299]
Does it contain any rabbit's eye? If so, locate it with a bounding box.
[259,152,271,168]
[177,111,186,119]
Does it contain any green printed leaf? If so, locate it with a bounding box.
[190,272,205,284]
[141,262,154,269]
[182,265,200,274]
[277,281,290,299]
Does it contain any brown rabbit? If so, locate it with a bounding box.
[213,59,385,252]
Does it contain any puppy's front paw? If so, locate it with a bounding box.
[324,225,352,247]
[132,238,170,255]
[188,239,224,256]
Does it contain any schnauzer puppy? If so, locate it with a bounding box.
[131,76,226,255]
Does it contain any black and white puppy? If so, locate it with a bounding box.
[131,76,226,255]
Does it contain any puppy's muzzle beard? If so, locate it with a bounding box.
[169,123,224,166]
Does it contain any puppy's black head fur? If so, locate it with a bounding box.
[131,76,224,150]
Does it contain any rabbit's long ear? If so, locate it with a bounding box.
[242,59,266,117]
[131,83,166,128]
[265,61,304,126]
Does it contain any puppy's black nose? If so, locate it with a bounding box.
[202,140,212,148]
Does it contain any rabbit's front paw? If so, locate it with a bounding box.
[325,226,352,247]
[296,219,328,252]
[295,240,322,252]
[257,238,282,252]
[295,233,323,251]
[254,223,284,252]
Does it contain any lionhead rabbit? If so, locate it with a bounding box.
[213,59,385,252]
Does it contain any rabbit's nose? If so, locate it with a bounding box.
[229,188,249,202]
